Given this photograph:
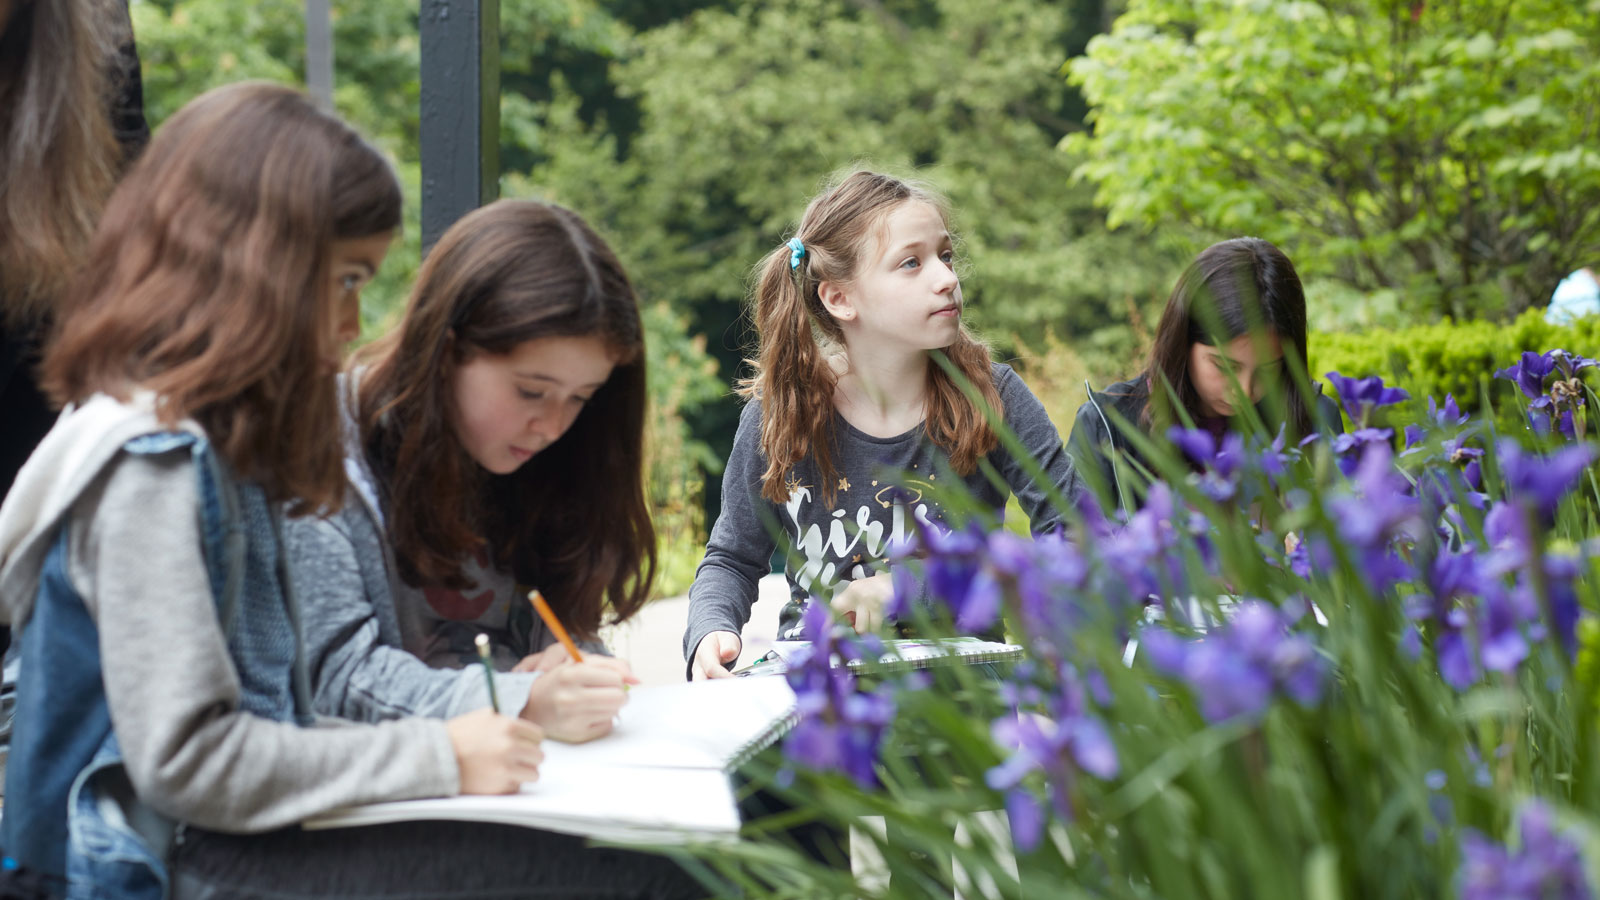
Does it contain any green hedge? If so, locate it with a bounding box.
[1309,310,1600,428]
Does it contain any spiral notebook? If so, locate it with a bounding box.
[735,636,1025,677]
[304,677,797,844]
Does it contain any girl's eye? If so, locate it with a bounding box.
[570,395,592,406]
[940,251,955,265]
[518,390,544,401]
[899,257,920,270]
[340,274,361,292]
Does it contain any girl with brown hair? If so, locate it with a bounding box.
[684,170,1084,680]
[0,84,698,899]
[285,198,651,745]
[1066,237,1344,514]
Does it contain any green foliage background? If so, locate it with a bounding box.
[1309,309,1600,434]
[129,0,1599,595]
[1067,0,1600,324]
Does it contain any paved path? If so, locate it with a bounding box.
[598,574,789,685]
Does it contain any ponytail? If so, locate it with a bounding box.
[738,243,842,504]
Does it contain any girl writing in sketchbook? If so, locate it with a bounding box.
[0,83,698,899]
[285,199,648,744]
[684,170,1084,680]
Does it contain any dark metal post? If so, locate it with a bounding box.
[419,0,501,254]
[304,0,334,109]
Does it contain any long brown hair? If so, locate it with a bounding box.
[1142,237,1313,437]
[741,171,1001,505]
[0,0,120,326]
[43,82,402,513]
[357,200,654,638]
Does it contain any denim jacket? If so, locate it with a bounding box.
[1,430,313,900]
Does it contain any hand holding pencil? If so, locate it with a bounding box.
[518,589,640,743]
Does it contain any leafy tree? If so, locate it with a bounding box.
[525,0,1176,349]
[1067,0,1600,323]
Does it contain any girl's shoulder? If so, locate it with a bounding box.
[736,391,766,429]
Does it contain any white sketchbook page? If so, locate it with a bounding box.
[542,676,797,770]
[304,767,738,844]
[304,677,797,842]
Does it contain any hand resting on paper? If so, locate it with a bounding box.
[520,657,639,743]
[830,572,893,634]
[691,630,741,681]
[446,708,545,794]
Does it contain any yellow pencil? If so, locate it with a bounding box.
[528,589,584,663]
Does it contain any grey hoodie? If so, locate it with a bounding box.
[0,394,457,832]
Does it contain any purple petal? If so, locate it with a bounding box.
[1437,630,1479,690]
[1005,789,1047,852]
[1068,718,1120,779]
[1167,427,1217,467]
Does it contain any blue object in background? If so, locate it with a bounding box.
[1545,268,1600,325]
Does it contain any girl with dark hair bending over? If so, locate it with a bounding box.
[1067,237,1343,513]
[286,199,650,745]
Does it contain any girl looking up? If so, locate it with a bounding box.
[287,199,647,745]
[684,171,1083,680]
[0,83,697,899]
[1067,237,1343,513]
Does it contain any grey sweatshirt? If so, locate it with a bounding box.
[683,363,1082,673]
[0,396,456,832]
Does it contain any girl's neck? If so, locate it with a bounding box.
[831,347,929,438]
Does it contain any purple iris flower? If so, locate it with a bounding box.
[1010,534,1092,648]
[1141,600,1326,724]
[1541,554,1584,656]
[1255,425,1297,485]
[1330,427,1395,476]
[1167,427,1247,502]
[1325,371,1410,427]
[1403,424,1427,453]
[987,668,1120,851]
[1098,483,1187,602]
[1479,586,1530,673]
[1431,394,1470,428]
[782,600,896,789]
[1496,351,1557,401]
[1404,396,1473,458]
[1497,440,1597,522]
[1459,800,1594,900]
[1328,444,1423,578]
[1436,629,1480,690]
[1497,351,1596,439]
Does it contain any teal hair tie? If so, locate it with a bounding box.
[787,237,807,271]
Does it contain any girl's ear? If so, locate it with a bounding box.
[817,280,856,322]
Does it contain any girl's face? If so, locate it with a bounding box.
[322,230,393,371]
[824,201,963,353]
[450,334,617,475]
[1188,331,1285,418]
